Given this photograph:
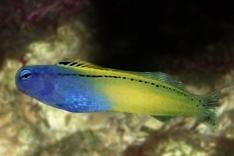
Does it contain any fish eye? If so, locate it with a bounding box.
[20,69,32,80]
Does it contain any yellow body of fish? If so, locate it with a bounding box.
[16,59,219,127]
[57,59,219,126]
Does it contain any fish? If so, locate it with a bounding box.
[15,59,220,126]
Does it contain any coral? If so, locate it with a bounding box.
[0,1,234,156]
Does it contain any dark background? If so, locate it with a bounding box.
[93,1,234,73]
[1,0,234,74]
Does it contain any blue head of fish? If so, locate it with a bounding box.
[15,65,110,112]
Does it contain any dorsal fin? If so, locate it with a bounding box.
[57,60,185,90]
[57,59,103,69]
[138,72,185,90]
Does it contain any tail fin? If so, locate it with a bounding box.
[198,91,220,127]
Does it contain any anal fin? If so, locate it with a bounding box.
[152,116,174,122]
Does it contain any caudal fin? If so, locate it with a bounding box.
[198,91,220,127]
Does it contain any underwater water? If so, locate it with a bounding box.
[1,1,234,156]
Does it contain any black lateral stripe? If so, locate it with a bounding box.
[79,74,85,77]
[57,72,187,96]
[57,73,78,76]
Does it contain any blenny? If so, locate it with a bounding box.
[16,59,220,126]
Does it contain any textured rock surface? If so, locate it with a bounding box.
[0,25,233,156]
[0,1,234,156]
